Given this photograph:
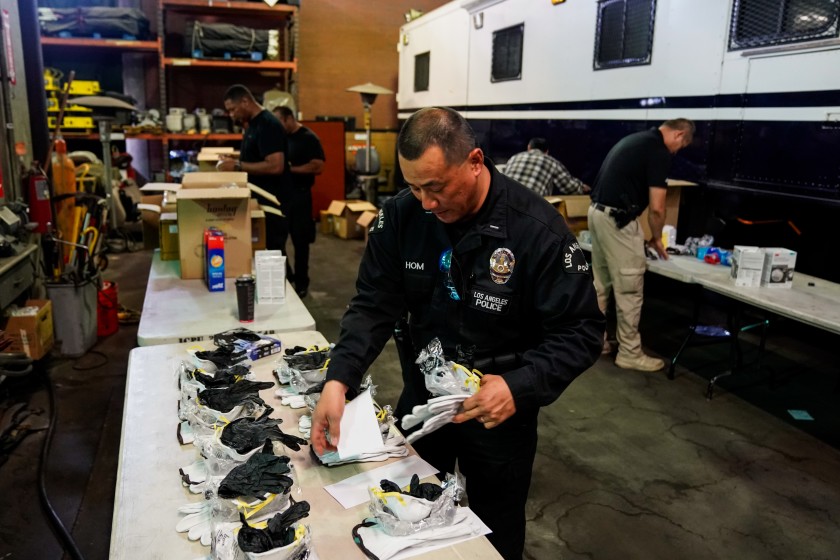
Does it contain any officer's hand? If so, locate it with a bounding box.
[452,374,516,429]
[648,237,669,260]
[311,380,348,455]
[216,156,236,172]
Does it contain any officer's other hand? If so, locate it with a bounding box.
[452,374,516,429]
[216,155,236,172]
[648,237,669,260]
[311,380,348,455]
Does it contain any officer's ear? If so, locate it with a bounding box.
[467,148,483,173]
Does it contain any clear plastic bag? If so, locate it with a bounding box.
[368,472,464,536]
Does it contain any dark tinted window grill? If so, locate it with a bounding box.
[414,51,430,92]
[594,0,656,70]
[729,0,840,50]
[491,24,524,82]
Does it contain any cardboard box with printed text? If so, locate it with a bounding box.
[2,300,54,360]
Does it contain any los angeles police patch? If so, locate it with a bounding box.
[370,209,385,234]
[489,248,515,284]
[469,289,510,315]
[564,241,590,274]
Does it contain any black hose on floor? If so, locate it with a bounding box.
[38,367,87,560]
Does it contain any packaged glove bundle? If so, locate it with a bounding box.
[214,327,283,362]
[237,499,311,556]
[369,473,462,535]
[353,474,474,560]
[192,345,247,369]
[217,441,294,499]
[220,409,309,455]
[400,338,482,444]
[197,379,274,413]
[273,345,331,386]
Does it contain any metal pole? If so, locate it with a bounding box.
[364,102,372,173]
[98,119,117,230]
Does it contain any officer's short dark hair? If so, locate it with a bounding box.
[528,137,548,152]
[398,107,476,166]
[224,84,255,103]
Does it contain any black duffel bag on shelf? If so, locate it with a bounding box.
[184,21,275,60]
[38,7,150,39]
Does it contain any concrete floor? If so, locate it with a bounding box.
[1,232,839,559]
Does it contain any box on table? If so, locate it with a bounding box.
[204,227,225,292]
[250,199,266,251]
[2,300,54,360]
[544,196,567,217]
[319,209,334,234]
[560,195,591,235]
[640,180,695,241]
[761,248,797,288]
[356,209,379,243]
[159,212,179,261]
[177,172,252,280]
[730,245,764,287]
[325,199,378,239]
[140,194,162,249]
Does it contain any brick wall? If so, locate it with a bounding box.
[297,1,448,131]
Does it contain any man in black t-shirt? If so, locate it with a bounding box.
[273,106,325,298]
[219,84,287,251]
[588,119,694,372]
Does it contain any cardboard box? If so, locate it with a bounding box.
[730,245,764,287]
[544,196,567,217]
[159,212,179,261]
[319,210,334,235]
[557,195,591,235]
[250,199,266,251]
[197,148,239,172]
[177,172,252,279]
[356,209,379,243]
[325,199,378,239]
[761,248,797,288]
[3,300,54,359]
[640,180,695,241]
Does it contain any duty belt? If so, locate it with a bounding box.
[591,202,618,214]
[454,344,522,373]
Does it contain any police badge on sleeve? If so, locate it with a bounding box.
[564,241,590,274]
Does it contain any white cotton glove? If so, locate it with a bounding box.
[275,386,298,398]
[400,394,468,431]
[298,415,312,438]
[179,459,207,487]
[178,420,195,445]
[176,502,212,546]
[356,508,474,560]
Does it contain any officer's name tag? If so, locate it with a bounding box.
[469,289,510,315]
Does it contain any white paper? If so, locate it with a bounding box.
[324,454,438,509]
[337,388,386,460]
[390,508,492,560]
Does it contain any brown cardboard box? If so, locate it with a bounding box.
[159,212,179,260]
[197,148,239,172]
[639,180,695,241]
[325,200,378,239]
[319,210,334,235]
[177,172,252,279]
[356,209,379,243]
[3,300,54,360]
[544,196,567,217]
[250,199,266,251]
[551,194,591,235]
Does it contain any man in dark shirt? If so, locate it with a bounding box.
[219,84,287,251]
[588,119,694,371]
[273,106,325,298]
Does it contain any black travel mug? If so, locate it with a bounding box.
[235,274,256,322]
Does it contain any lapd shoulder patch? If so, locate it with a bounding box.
[370,209,386,234]
[563,241,590,274]
[468,289,511,315]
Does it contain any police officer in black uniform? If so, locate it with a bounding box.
[219,84,287,249]
[311,107,604,560]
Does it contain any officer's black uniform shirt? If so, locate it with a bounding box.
[591,128,671,217]
[286,126,325,190]
[239,109,287,199]
[326,161,605,417]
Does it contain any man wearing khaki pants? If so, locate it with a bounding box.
[588,119,694,371]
